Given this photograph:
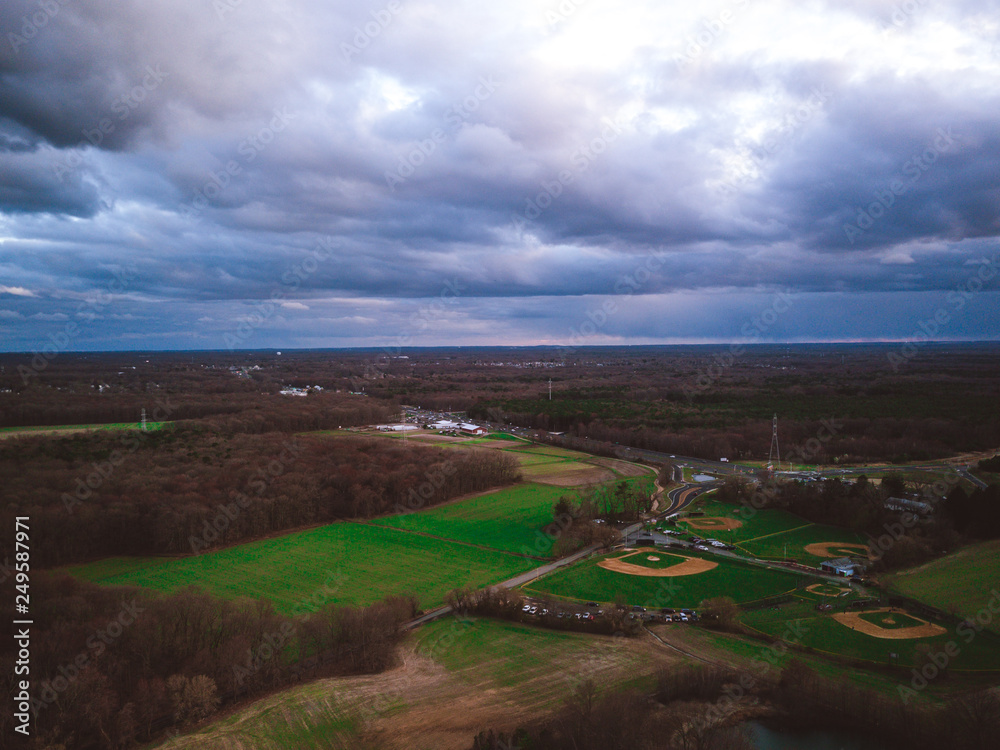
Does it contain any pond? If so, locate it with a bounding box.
[744,720,887,750]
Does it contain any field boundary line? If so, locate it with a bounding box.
[738,523,816,545]
[360,521,549,561]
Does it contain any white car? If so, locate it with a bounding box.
[695,545,709,551]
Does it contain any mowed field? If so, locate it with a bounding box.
[523,550,811,609]
[743,597,1000,670]
[67,522,536,613]
[372,483,575,557]
[154,616,678,750]
[370,439,653,557]
[888,539,1000,630]
[677,496,869,564]
[67,436,656,610]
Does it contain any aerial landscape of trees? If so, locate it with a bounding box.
[0,574,416,749]
[0,430,520,567]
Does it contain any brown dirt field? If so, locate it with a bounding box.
[597,550,718,577]
[682,517,743,531]
[806,583,851,597]
[167,629,682,749]
[589,457,653,477]
[804,541,873,559]
[531,465,614,487]
[831,608,947,639]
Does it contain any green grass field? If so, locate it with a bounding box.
[680,497,812,543]
[371,482,575,557]
[523,550,812,609]
[742,599,1000,670]
[738,523,869,564]
[68,522,536,613]
[888,539,1000,629]
[679,496,867,565]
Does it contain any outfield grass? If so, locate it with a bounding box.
[524,551,812,609]
[742,599,1000,670]
[680,496,866,565]
[372,483,574,557]
[888,539,1000,629]
[68,522,536,613]
[738,523,869,564]
[680,497,811,543]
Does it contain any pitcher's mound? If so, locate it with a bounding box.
[682,517,743,531]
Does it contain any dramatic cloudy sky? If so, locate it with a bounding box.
[1,0,999,351]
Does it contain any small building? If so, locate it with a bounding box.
[374,424,419,432]
[885,497,933,515]
[820,557,861,577]
[429,420,461,430]
[459,423,487,436]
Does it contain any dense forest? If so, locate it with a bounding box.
[3,344,998,463]
[0,575,416,749]
[0,430,520,567]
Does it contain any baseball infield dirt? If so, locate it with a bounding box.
[597,550,718,577]
[804,541,872,559]
[831,608,947,639]
[806,583,851,597]
[681,517,743,531]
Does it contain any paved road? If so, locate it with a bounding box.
[405,534,622,629]
[959,468,989,489]
[405,481,699,630]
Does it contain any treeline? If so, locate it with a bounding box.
[943,484,1000,539]
[0,574,416,749]
[978,455,1000,472]
[502,414,999,465]
[446,588,641,637]
[0,431,520,567]
[470,660,1000,750]
[0,386,395,433]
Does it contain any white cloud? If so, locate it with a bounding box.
[0,286,36,297]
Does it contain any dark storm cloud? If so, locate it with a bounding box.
[1,0,999,350]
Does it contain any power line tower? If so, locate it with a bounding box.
[140,408,147,432]
[548,379,552,400]
[767,413,780,474]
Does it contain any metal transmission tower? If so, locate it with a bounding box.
[141,408,147,431]
[767,413,780,473]
[548,379,552,400]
